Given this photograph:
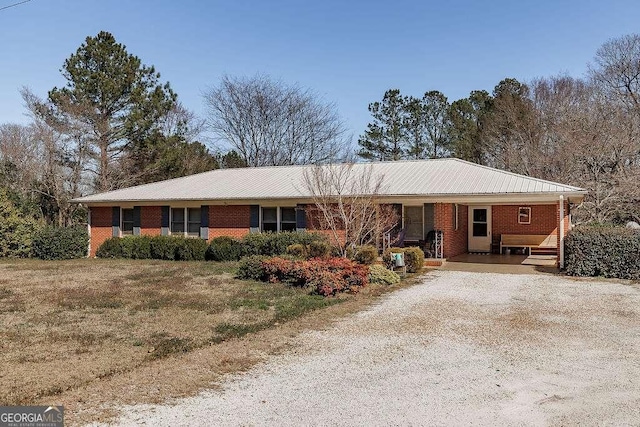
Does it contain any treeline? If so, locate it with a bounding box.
[358,35,640,223]
[0,32,351,227]
[1,30,638,229]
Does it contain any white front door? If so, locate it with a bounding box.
[468,206,492,252]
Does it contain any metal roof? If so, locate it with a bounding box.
[72,158,586,204]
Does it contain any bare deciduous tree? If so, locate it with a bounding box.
[302,163,399,256]
[204,75,350,167]
[590,33,640,115]
[22,88,92,225]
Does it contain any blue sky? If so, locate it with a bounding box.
[1,0,639,147]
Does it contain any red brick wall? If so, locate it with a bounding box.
[305,207,346,246]
[89,207,112,257]
[492,204,558,237]
[492,203,568,258]
[209,205,251,239]
[141,206,162,236]
[434,203,468,258]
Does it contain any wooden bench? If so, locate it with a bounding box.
[500,234,557,255]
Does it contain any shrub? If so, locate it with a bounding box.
[565,226,640,280]
[368,264,401,285]
[382,246,425,273]
[206,236,245,261]
[286,243,307,258]
[97,235,207,261]
[240,233,267,256]
[175,238,208,261]
[129,235,152,259]
[308,240,331,258]
[0,189,43,258]
[354,245,378,265]
[238,256,369,296]
[237,255,269,281]
[32,225,89,260]
[149,236,179,260]
[241,231,328,257]
[95,237,124,258]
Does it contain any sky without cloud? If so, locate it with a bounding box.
[1,0,639,148]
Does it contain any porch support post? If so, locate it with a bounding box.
[559,195,565,269]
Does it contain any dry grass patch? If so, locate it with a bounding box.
[0,258,347,407]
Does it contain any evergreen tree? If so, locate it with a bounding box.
[357,89,406,160]
[46,31,176,191]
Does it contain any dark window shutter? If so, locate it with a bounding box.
[250,205,260,233]
[296,204,306,230]
[161,206,170,236]
[133,206,141,236]
[200,205,209,240]
[112,207,120,237]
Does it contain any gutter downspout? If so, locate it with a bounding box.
[559,195,565,269]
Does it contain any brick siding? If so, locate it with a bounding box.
[434,203,468,258]
[141,206,162,236]
[89,207,112,257]
[492,203,568,257]
[209,205,251,239]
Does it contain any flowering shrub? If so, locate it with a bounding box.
[240,256,369,296]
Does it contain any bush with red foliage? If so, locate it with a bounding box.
[254,257,369,296]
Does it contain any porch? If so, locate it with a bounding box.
[440,253,559,275]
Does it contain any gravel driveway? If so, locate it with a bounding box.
[111,271,640,426]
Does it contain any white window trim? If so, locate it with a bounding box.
[518,206,532,225]
[261,206,296,232]
[169,207,202,238]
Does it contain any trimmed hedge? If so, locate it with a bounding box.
[565,226,640,280]
[237,256,369,296]
[32,225,89,260]
[383,246,425,273]
[206,236,246,261]
[96,232,329,261]
[354,245,378,265]
[237,255,269,281]
[96,235,207,261]
[241,232,328,257]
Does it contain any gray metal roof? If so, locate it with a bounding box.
[73,158,586,203]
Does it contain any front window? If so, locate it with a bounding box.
[261,207,297,232]
[280,207,297,231]
[122,208,134,235]
[171,208,185,234]
[262,207,278,232]
[171,207,202,236]
[187,208,201,236]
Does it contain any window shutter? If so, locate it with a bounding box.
[200,205,209,240]
[112,207,120,237]
[161,206,170,236]
[296,204,306,231]
[249,205,260,233]
[133,206,141,236]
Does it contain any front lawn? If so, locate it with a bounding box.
[0,259,344,406]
